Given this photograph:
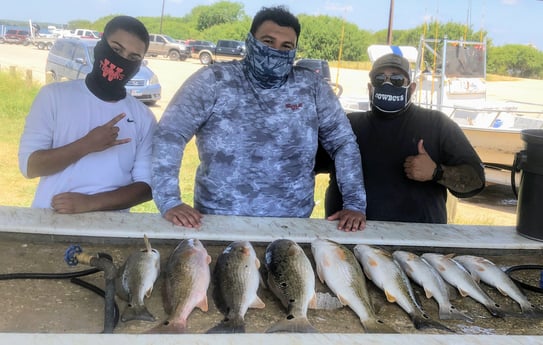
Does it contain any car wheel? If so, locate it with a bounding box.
[37,42,45,50]
[168,50,180,60]
[47,71,57,83]
[23,40,30,46]
[199,52,212,65]
[46,42,53,50]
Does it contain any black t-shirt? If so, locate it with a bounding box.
[316,104,484,223]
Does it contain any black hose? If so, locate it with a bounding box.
[70,277,120,329]
[504,264,543,293]
[0,252,120,332]
[0,268,99,280]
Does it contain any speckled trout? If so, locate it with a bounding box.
[392,250,473,322]
[422,253,505,318]
[354,244,453,332]
[311,239,397,333]
[207,241,265,333]
[264,239,318,333]
[115,234,160,322]
[454,254,543,316]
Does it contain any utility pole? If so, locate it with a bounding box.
[159,0,165,34]
[387,0,394,45]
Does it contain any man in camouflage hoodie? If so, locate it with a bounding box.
[151,6,366,231]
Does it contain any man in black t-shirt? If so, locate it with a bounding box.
[316,53,485,223]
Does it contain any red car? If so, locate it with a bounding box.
[0,29,30,45]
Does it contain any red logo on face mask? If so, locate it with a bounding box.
[100,58,125,81]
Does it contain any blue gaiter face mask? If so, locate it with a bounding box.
[244,32,296,89]
[371,83,410,113]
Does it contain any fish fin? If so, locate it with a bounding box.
[336,293,350,306]
[384,290,397,303]
[197,296,209,312]
[458,288,470,297]
[255,257,261,269]
[496,287,509,297]
[423,288,433,299]
[266,316,318,333]
[412,314,454,333]
[361,318,398,334]
[315,263,325,284]
[144,287,154,299]
[207,316,246,334]
[444,253,456,259]
[368,257,379,267]
[250,295,266,309]
[143,234,152,252]
[308,291,318,309]
[438,305,474,322]
[148,319,187,334]
[121,304,156,322]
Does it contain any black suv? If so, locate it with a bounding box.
[0,29,30,45]
[186,40,216,59]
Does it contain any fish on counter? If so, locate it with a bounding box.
[311,238,397,333]
[392,250,473,322]
[264,238,318,333]
[115,234,160,322]
[454,254,543,316]
[151,238,212,333]
[354,244,453,332]
[207,240,266,333]
[421,253,505,318]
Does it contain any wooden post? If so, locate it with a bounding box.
[25,69,32,86]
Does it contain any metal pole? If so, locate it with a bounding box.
[387,0,394,45]
[159,0,165,34]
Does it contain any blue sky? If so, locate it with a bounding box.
[2,0,542,50]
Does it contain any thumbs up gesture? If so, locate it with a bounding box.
[404,139,437,181]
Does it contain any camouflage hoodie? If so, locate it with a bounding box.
[151,60,366,218]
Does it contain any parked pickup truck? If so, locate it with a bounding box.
[197,39,246,65]
[147,33,189,61]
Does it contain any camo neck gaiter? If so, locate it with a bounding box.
[243,32,296,89]
[85,38,141,101]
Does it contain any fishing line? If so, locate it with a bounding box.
[504,264,543,294]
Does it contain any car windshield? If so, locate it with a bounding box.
[163,35,178,43]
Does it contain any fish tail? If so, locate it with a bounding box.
[438,305,474,322]
[361,318,398,333]
[121,304,156,322]
[206,316,246,334]
[485,303,506,318]
[265,316,318,333]
[147,319,187,334]
[411,314,454,333]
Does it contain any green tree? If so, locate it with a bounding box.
[488,44,543,78]
[191,1,245,31]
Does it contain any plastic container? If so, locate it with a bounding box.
[516,129,543,241]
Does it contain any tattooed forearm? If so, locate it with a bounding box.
[439,164,484,193]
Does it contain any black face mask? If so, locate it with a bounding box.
[85,39,141,101]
